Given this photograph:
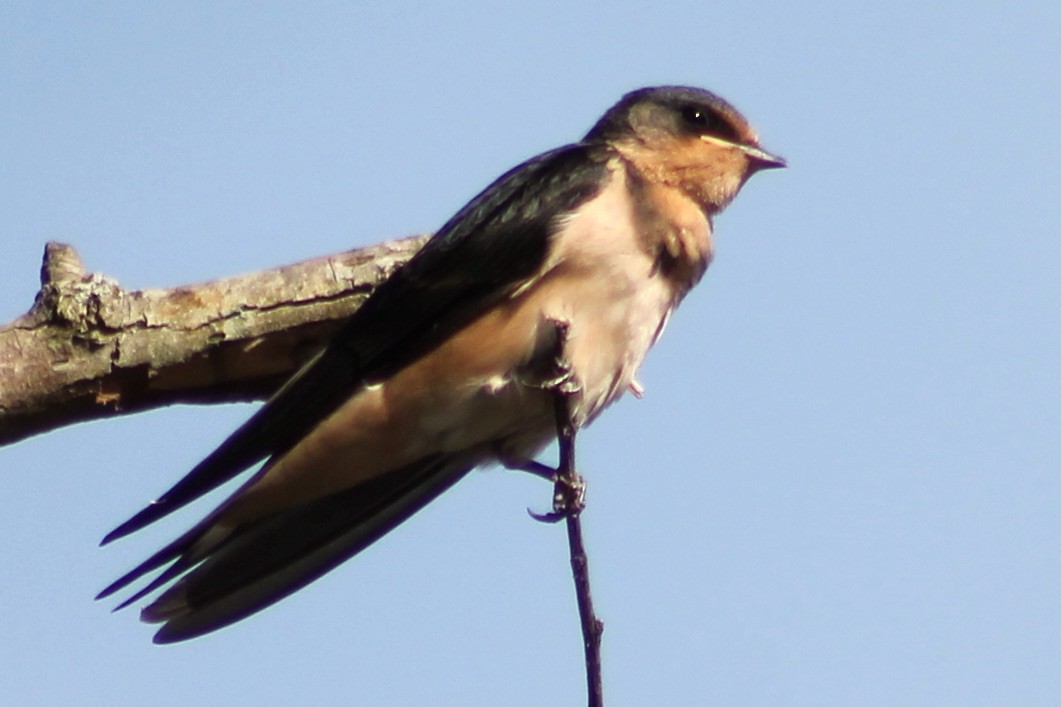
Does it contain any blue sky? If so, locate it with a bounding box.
[1,2,1057,705]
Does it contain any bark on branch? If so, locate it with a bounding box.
[0,236,428,447]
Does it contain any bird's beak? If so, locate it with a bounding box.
[699,134,787,170]
[739,144,787,170]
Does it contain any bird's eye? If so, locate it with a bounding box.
[681,106,736,141]
[683,108,708,127]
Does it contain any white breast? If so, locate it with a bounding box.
[527,161,709,424]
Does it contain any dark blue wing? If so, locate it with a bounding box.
[102,142,611,544]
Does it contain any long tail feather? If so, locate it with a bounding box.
[102,454,472,643]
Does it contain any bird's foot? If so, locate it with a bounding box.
[528,471,586,523]
[539,360,580,396]
[537,318,581,396]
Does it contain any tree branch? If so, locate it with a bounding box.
[544,320,605,707]
[556,415,605,707]
[0,236,427,446]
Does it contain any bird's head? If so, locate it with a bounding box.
[585,85,785,215]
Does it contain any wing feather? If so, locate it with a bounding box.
[102,143,610,544]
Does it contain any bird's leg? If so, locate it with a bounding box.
[537,319,581,396]
[528,318,586,524]
[499,456,557,482]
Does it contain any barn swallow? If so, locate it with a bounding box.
[98,85,784,643]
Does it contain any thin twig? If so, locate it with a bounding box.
[548,320,604,707]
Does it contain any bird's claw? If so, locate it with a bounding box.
[535,351,580,395]
[527,472,586,523]
[539,318,582,395]
[527,507,567,524]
